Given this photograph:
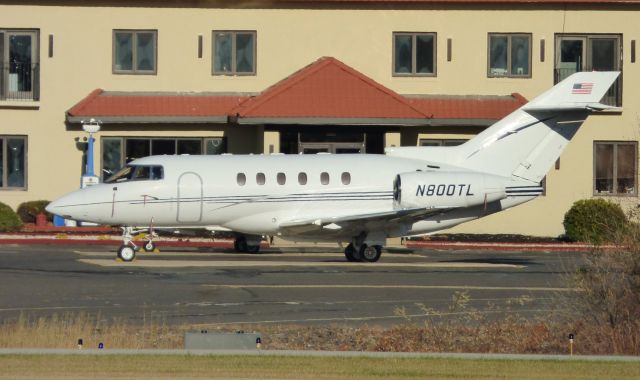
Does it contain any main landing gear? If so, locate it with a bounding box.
[117,225,158,262]
[344,243,382,262]
[233,235,261,253]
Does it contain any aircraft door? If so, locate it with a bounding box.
[177,172,203,223]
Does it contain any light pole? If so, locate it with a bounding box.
[82,118,101,180]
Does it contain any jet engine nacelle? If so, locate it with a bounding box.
[393,171,507,209]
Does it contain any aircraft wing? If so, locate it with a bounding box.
[277,207,450,236]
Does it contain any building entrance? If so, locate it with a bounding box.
[279,129,383,154]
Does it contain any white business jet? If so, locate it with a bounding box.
[47,71,620,262]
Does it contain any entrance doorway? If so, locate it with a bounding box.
[299,142,364,154]
[279,129,384,154]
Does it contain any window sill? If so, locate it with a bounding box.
[0,100,40,109]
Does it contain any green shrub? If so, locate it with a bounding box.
[0,202,23,232]
[563,198,627,244]
[17,200,51,223]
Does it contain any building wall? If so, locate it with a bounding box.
[1,1,639,236]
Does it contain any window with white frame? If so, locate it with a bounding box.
[113,30,157,74]
[0,135,27,189]
[393,32,436,76]
[213,31,256,75]
[594,141,637,196]
[101,137,226,181]
[488,33,531,78]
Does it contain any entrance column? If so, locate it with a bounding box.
[263,130,280,154]
[384,132,401,149]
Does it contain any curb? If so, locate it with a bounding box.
[405,241,597,252]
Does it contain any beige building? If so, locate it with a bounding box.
[1,0,639,236]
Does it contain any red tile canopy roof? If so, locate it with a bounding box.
[66,56,527,126]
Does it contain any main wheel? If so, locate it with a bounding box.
[234,236,248,253]
[344,243,358,262]
[246,244,260,253]
[360,244,382,263]
[118,245,136,262]
[143,240,156,252]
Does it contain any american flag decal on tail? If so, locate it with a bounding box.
[572,82,594,94]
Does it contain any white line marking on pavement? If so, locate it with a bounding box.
[77,259,523,269]
[203,284,574,292]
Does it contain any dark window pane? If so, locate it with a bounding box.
[177,140,201,155]
[7,138,25,187]
[617,144,636,194]
[151,166,163,180]
[152,139,175,155]
[511,36,530,76]
[214,33,232,73]
[115,32,133,71]
[205,138,226,155]
[125,139,150,163]
[443,139,467,147]
[489,36,508,76]
[559,39,583,80]
[590,39,616,71]
[277,172,286,185]
[136,32,155,71]
[9,35,32,91]
[595,143,614,194]
[102,138,122,181]
[394,35,412,74]
[416,34,434,74]
[235,33,254,73]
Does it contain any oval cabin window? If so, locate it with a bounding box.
[237,173,246,186]
[277,172,286,185]
[341,172,351,185]
[320,172,330,185]
[256,172,266,185]
[298,172,307,185]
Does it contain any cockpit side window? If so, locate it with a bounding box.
[105,165,164,183]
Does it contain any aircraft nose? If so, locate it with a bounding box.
[45,199,62,216]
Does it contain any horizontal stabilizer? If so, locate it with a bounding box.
[524,71,620,111]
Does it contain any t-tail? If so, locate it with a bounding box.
[386,71,621,183]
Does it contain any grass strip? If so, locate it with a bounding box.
[1,354,639,379]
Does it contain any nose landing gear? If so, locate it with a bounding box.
[116,223,158,262]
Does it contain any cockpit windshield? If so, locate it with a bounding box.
[105,165,164,183]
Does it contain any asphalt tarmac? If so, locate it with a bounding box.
[0,244,583,327]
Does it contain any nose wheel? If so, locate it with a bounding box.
[117,245,136,262]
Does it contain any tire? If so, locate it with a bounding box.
[118,245,136,262]
[361,244,382,263]
[234,236,248,253]
[344,243,358,262]
[246,244,260,253]
[143,240,156,252]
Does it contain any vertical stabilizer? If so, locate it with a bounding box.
[457,71,620,183]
